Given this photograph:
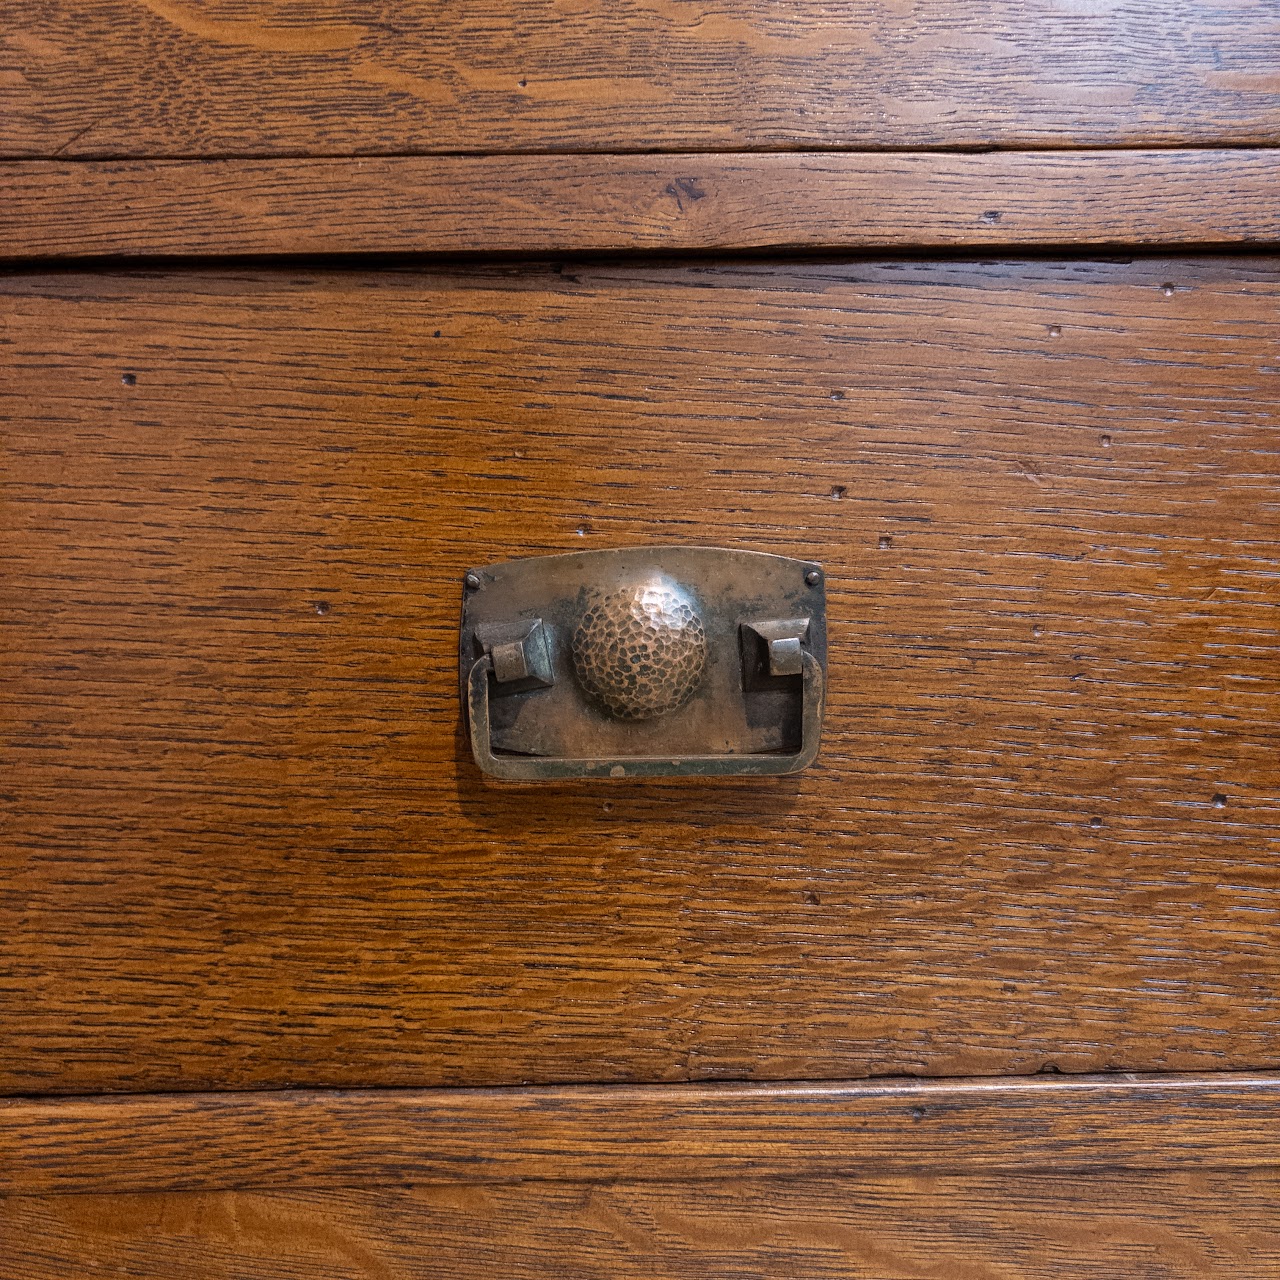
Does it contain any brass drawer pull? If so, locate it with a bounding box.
[460,547,826,779]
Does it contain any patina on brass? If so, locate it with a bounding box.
[460,546,826,779]
[572,575,707,721]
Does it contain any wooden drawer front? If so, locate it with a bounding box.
[2,257,1278,1094]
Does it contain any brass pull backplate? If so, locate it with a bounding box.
[459,546,826,779]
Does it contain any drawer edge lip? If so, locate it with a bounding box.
[1,149,1278,262]
[5,1069,1280,1197]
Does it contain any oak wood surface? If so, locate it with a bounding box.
[3,256,1279,1094]
[5,1074,1280,1196]
[4,2,1280,159]
[4,1169,1279,1279]
[5,150,1280,260]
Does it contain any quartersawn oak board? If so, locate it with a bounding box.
[6,1074,1280,1195]
[3,1171,1279,1279]
[3,150,1279,259]
[4,1,1279,158]
[2,256,1278,1094]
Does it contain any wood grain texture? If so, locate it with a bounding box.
[4,1169,1280,1279]
[6,1074,1280,1196]
[5,150,1280,259]
[3,257,1280,1094]
[4,2,1280,159]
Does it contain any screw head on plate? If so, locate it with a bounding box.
[572,575,707,721]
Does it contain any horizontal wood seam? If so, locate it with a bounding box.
[7,140,1280,163]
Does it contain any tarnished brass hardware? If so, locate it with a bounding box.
[573,576,707,720]
[460,546,826,779]
[473,618,554,689]
[741,617,810,680]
